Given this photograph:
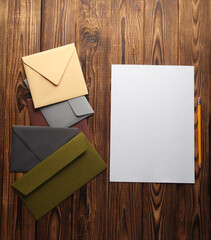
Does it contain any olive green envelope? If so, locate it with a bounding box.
[12,133,107,220]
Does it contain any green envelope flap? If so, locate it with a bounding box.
[12,134,87,196]
[12,132,107,220]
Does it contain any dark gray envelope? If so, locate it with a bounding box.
[10,126,78,172]
[24,79,94,128]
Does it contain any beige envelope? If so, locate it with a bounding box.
[22,44,88,108]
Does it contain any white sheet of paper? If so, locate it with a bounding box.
[110,65,195,183]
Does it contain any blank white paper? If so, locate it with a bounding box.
[110,65,195,183]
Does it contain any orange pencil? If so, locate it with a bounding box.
[198,97,202,168]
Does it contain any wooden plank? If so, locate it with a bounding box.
[179,0,210,239]
[41,0,76,51]
[73,0,111,239]
[35,0,76,239]
[0,0,8,238]
[0,0,41,239]
[143,0,179,239]
[109,1,144,239]
[175,1,195,238]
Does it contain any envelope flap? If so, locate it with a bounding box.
[12,133,87,196]
[68,96,94,117]
[22,44,75,85]
[12,126,78,161]
[10,130,41,172]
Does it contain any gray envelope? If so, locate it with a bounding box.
[10,126,78,172]
[24,79,94,128]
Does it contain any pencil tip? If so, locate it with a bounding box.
[199,163,201,168]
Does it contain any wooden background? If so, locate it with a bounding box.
[0,0,210,239]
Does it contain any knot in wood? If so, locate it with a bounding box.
[16,84,29,112]
[89,36,97,43]
[135,1,143,10]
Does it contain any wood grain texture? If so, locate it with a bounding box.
[143,1,180,240]
[109,1,144,240]
[143,2,166,239]
[73,0,110,239]
[179,0,210,239]
[0,0,210,239]
[0,0,8,238]
[0,0,41,239]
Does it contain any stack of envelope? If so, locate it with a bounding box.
[11,44,107,220]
